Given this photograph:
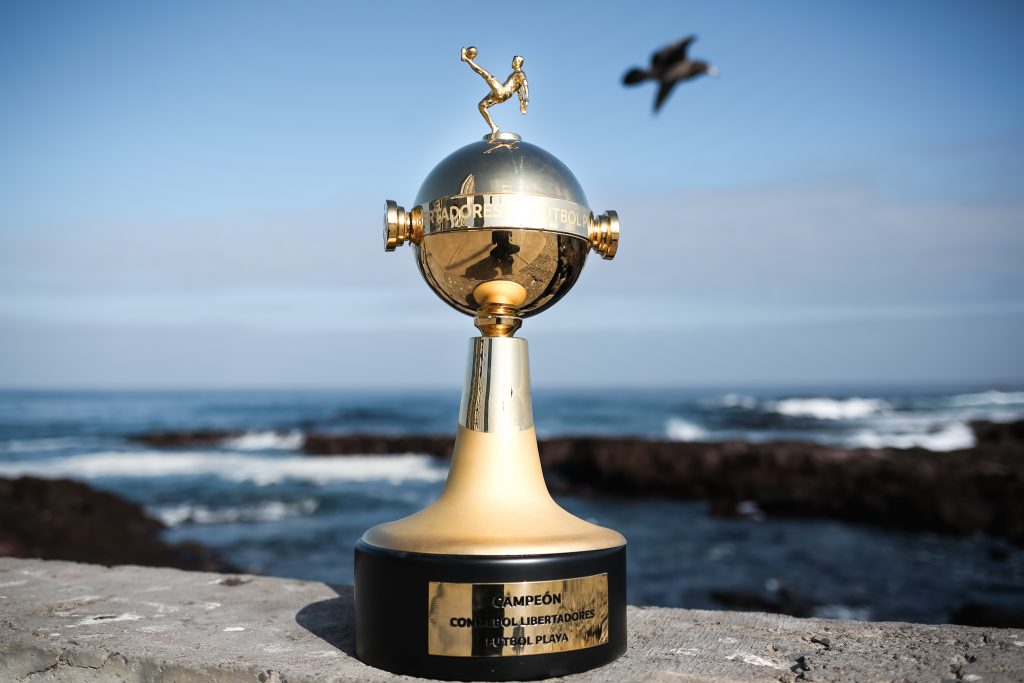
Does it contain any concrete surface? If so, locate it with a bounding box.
[1,558,1022,682]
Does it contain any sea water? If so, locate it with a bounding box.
[1,386,1022,623]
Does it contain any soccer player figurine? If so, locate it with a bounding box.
[461,46,529,135]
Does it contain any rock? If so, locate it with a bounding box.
[129,430,243,447]
[534,436,1024,544]
[5,558,1024,683]
[0,476,235,572]
[951,602,1024,629]
[971,419,1024,447]
[302,434,453,458]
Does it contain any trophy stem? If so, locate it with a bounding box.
[460,337,533,432]
[360,337,623,555]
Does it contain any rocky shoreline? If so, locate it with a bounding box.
[129,421,1024,543]
[0,476,235,573]
[538,428,1023,543]
[290,421,1024,543]
[3,421,1021,627]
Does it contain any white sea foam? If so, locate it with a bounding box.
[845,421,975,452]
[223,430,304,451]
[768,397,890,420]
[948,390,1024,407]
[665,417,707,442]
[150,499,318,527]
[0,451,447,486]
[704,394,758,409]
[0,437,90,453]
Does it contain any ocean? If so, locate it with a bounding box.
[1,386,1023,624]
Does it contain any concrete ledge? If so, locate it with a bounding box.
[1,558,1022,682]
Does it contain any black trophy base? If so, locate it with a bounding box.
[354,540,627,681]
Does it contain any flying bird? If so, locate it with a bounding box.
[623,36,717,113]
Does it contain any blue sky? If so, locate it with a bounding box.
[1,0,1022,388]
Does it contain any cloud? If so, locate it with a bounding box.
[1,176,1022,386]
[2,177,1022,328]
[577,177,1024,320]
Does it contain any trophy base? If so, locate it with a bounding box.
[354,540,627,680]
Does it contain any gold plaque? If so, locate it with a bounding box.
[427,574,609,657]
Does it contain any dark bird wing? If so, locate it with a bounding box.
[654,81,677,112]
[652,35,696,73]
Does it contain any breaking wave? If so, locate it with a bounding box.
[0,437,93,453]
[223,430,304,451]
[767,397,891,420]
[150,499,319,527]
[703,394,758,409]
[0,451,447,485]
[948,390,1024,408]
[665,417,707,442]
[845,421,975,452]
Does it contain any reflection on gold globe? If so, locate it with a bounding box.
[415,228,589,317]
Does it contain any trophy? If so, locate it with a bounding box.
[355,47,624,680]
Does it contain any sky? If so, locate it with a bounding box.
[0,0,1022,389]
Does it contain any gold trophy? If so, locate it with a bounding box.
[355,47,624,680]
